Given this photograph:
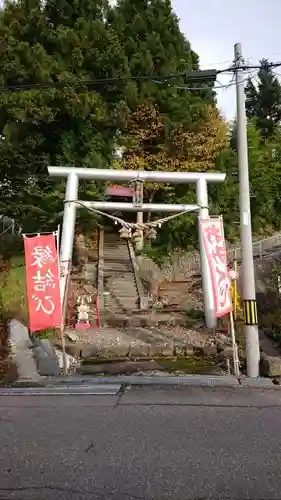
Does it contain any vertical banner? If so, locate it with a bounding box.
[24,233,62,332]
[199,217,232,318]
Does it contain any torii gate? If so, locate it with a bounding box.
[48,166,226,329]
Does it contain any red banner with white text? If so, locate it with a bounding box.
[199,217,232,318]
[24,233,62,332]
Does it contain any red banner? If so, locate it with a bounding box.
[24,233,62,332]
[200,217,232,318]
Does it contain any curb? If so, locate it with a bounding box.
[1,375,278,392]
[75,375,277,388]
[238,377,275,387]
[0,384,122,396]
[3,374,278,390]
[86,375,240,387]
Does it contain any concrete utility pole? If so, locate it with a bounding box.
[234,43,260,377]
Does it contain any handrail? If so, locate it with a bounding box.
[97,228,104,314]
[227,232,281,262]
[95,295,100,328]
[127,239,147,310]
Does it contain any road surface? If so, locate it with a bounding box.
[1,385,281,500]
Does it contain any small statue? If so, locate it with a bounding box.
[75,295,91,327]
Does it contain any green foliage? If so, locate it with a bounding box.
[138,242,168,266]
[0,0,130,231]
[109,0,225,253]
[109,0,216,142]
[0,254,26,322]
[245,59,281,138]
[0,235,24,258]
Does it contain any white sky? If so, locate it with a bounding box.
[173,0,281,120]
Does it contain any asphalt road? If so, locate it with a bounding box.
[1,385,281,500]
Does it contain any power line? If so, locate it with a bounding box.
[0,61,280,94]
[0,71,214,93]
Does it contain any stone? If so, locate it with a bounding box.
[109,316,129,328]
[129,316,142,328]
[168,317,177,327]
[97,344,129,359]
[54,348,78,373]
[83,263,97,281]
[161,341,174,357]
[139,344,149,357]
[174,343,194,357]
[148,344,166,357]
[202,345,218,357]
[8,319,32,351]
[8,319,41,381]
[12,350,42,381]
[216,333,231,346]
[82,345,103,358]
[174,316,187,327]
[260,354,281,377]
[173,343,186,357]
[217,346,234,362]
[33,339,61,376]
[129,343,149,358]
[97,346,121,359]
[139,316,150,327]
[35,338,55,357]
[80,360,163,375]
[66,330,80,342]
[65,343,84,358]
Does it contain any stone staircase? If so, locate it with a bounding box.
[103,231,140,314]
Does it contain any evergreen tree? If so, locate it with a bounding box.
[108,0,214,126]
[245,59,281,138]
[109,0,228,251]
[224,119,281,237]
[0,0,130,230]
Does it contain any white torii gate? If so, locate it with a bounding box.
[48,166,226,328]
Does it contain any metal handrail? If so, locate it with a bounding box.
[227,232,281,262]
[97,228,104,313]
[127,239,147,310]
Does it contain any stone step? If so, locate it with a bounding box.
[103,232,139,313]
[104,266,132,272]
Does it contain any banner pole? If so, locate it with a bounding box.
[60,302,68,377]
[56,228,67,377]
[229,310,240,377]
[57,225,61,258]
[233,258,238,321]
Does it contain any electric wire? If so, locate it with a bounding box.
[0,61,280,94]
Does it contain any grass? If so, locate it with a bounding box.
[0,255,27,382]
[0,255,27,322]
[0,381,45,388]
[158,357,217,375]
[81,356,218,375]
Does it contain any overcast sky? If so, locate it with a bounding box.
[172,0,281,120]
